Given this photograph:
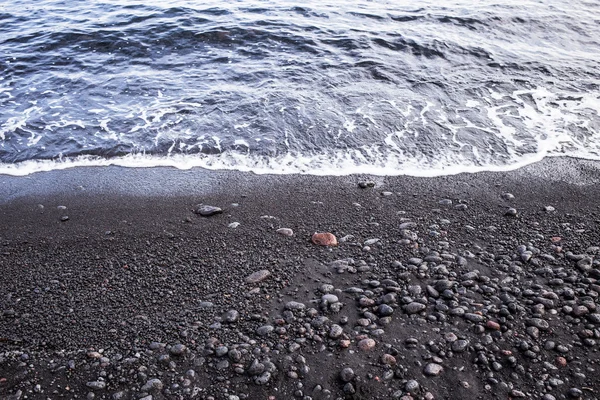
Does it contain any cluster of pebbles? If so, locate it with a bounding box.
[1,178,600,400]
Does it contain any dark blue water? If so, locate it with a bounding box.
[1,0,599,175]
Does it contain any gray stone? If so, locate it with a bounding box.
[276,228,294,237]
[257,325,274,336]
[285,301,306,311]
[404,302,426,314]
[141,378,163,392]
[223,309,240,323]
[340,367,355,382]
[405,380,420,394]
[170,344,186,356]
[329,324,344,338]
[193,205,223,216]
[86,381,106,390]
[423,363,443,376]
[527,318,550,330]
[245,270,271,284]
[254,371,271,385]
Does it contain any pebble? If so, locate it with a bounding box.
[505,207,518,217]
[405,380,420,394]
[276,228,294,237]
[329,324,343,338]
[339,368,355,382]
[86,381,106,390]
[170,344,186,356]
[404,302,426,314]
[486,320,501,330]
[423,363,443,376]
[312,232,338,246]
[223,309,240,323]
[255,371,271,385]
[193,205,223,216]
[322,294,339,304]
[285,301,306,311]
[257,325,274,336]
[527,318,550,330]
[381,354,397,365]
[141,378,163,392]
[357,338,376,351]
[245,270,271,284]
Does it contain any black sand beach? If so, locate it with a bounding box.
[1,157,600,400]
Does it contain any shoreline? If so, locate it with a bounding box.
[1,156,600,400]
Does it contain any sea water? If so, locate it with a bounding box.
[0,0,599,176]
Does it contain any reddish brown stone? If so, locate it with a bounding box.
[556,356,567,367]
[486,320,501,330]
[311,232,338,246]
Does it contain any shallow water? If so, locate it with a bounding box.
[1,0,599,175]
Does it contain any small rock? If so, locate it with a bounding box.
[254,371,271,385]
[256,325,274,336]
[312,232,338,246]
[405,380,420,394]
[423,363,443,376]
[329,324,344,338]
[285,301,306,311]
[404,302,426,314]
[381,354,397,365]
[276,228,294,237]
[223,309,240,323]
[357,338,376,351]
[340,367,355,382]
[245,270,271,284]
[193,205,223,216]
[486,320,501,330]
[141,378,163,392]
[170,344,186,356]
[86,381,106,390]
[505,208,518,217]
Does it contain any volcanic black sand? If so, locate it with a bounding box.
[1,157,600,400]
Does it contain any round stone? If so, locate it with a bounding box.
[377,304,394,317]
[329,324,344,338]
[311,232,338,246]
[339,367,355,382]
[423,363,443,376]
[405,380,420,394]
[381,354,397,365]
[223,309,240,323]
[170,344,187,356]
[357,338,376,351]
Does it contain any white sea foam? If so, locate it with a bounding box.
[0,144,597,178]
[1,85,598,177]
